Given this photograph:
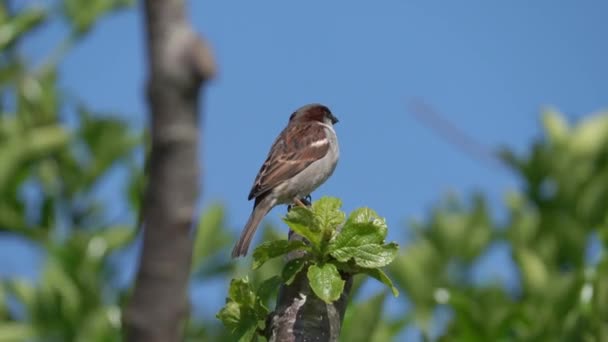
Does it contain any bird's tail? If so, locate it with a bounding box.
[231,196,274,258]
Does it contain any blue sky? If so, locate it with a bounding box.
[53,0,607,236]
[4,0,608,338]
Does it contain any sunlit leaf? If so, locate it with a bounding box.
[331,241,398,269]
[252,239,308,270]
[307,263,345,303]
[542,108,569,144]
[311,196,345,232]
[283,207,322,248]
[361,269,399,297]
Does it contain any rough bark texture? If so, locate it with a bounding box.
[124,1,215,341]
[266,223,353,341]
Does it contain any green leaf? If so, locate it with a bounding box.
[515,247,548,293]
[361,268,399,297]
[78,114,141,186]
[331,241,398,269]
[217,278,265,341]
[4,279,35,309]
[328,208,389,255]
[216,302,258,342]
[328,206,397,268]
[283,207,322,248]
[256,276,282,303]
[74,307,121,342]
[41,258,81,319]
[0,125,69,192]
[282,258,307,285]
[252,240,308,269]
[307,263,345,303]
[542,108,569,144]
[95,225,134,255]
[193,203,231,270]
[346,207,387,234]
[330,222,385,252]
[63,0,134,35]
[217,301,241,328]
[25,125,71,158]
[0,9,46,50]
[569,113,608,155]
[228,278,256,307]
[312,196,346,231]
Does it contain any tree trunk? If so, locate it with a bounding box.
[124,1,215,341]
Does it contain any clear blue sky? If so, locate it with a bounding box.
[4,0,608,338]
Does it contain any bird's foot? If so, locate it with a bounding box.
[287,195,312,212]
[293,197,307,208]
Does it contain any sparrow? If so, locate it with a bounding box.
[231,104,340,258]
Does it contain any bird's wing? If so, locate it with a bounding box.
[248,121,329,200]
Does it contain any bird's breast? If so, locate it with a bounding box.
[274,127,339,204]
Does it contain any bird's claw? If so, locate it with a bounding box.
[287,195,312,212]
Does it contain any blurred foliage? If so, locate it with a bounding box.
[379,108,608,341]
[0,1,141,341]
[1,1,607,342]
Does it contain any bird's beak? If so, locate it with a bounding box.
[330,114,339,125]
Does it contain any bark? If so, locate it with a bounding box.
[124,1,215,341]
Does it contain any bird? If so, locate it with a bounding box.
[231,104,340,258]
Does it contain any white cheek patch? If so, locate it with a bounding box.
[310,138,328,148]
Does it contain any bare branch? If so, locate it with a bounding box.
[123,1,215,341]
[407,99,506,171]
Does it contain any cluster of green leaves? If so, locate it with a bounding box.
[217,197,399,340]
[0,3,256,341]
[4,2,608,342]
[0,2,140,341]
[375,109,608,341]
[214,277,280,342]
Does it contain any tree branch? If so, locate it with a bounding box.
[124,1,215,341]
[407,99,506,171]
[266,217,353,341]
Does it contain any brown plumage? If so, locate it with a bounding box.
[232,104,339,257]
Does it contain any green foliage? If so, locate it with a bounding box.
[0,2,140,341]
[216,278,270,342]
[252,240,308,270]
[63,0,134,36]
[0,7,46,50]
[340,291,411,342]
[0,3,241,340]
[3,2,608,341]
[218,197,399,339]
[329,208,398,268]
[383,109,608,340]
[307,263,345,303]
[192,203,233,273]
[256,197,399,302]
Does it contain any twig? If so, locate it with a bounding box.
[407,99,506,171]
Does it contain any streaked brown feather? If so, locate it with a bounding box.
[248,121,329,200]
